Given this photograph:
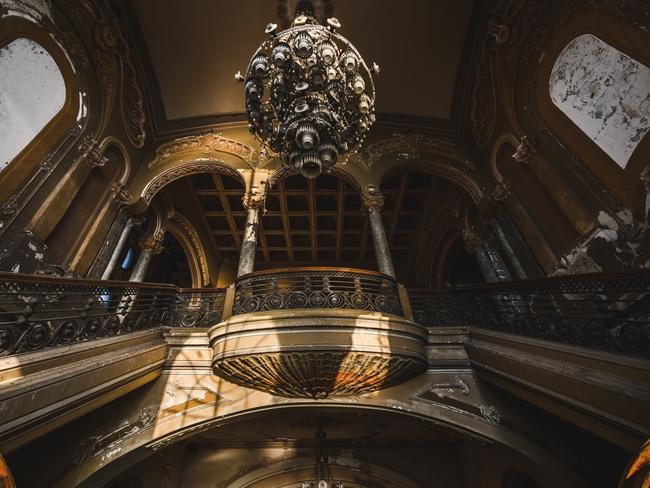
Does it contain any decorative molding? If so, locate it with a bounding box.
[491,180,513,203]
[142,161,243,204]
[78,136,108,167]
[358,134,475,170]
[147,133,257,168]
[479,404,502,424]
[110,182,131,204]
[169,212,210,286]
[361,185,385,212]
[241,187,266,211]
[512,135,535,163]
[640,166,650,195]
[140,230,165,255]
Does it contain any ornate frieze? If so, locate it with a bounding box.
[358,133,475,170]
[148,133,257,168]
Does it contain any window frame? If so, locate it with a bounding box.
[0,17,79,205]
[534,10,650,204]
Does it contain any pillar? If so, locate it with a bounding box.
[491,220,526,279]
[236,190,265,278]
[129,231,164,282]
[101,217,141,280]
[362,186,396,278]
[463,223,513,283]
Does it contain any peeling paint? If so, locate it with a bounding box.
[550,34,650,168]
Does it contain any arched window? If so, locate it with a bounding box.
[0,37,66,171]
[549,34,650,169]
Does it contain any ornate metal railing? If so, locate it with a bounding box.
[409,270,650,358]
[0,273,225,357]
[232,267,403,316]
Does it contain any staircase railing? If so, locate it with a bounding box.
[409,270,650,358]
[0,272,225,357]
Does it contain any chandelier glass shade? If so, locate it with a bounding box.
[239,13,378,179]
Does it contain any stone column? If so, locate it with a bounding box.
[101,216,142,280]
[129,231,164,282]
[362,186,396,278]
[28,136,108,240]
[236,190,265,278]
[490,220,526,279]
[463,225,498,283]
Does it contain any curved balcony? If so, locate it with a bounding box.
[208,267,428,398]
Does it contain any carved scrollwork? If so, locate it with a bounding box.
[357,133,476,170]
[232,269,403,316]
[148,133,257,168]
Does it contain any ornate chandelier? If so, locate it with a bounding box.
[237,7,378,179]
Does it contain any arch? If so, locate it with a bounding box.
[491,134,520,183]
[0,16,79,205]
[266,164,363,195]
[380,162,483,204]
[166,213,210,288]
[141,160,246,205]
[97,137,132,186]
[531,9,650,205]
[62,400,585,488]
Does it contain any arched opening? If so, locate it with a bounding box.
[0,37,66,171]
[549,34,650,170]
[144,232,193,287]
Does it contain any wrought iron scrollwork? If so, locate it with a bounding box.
[409,270,650,358]
[0,273,225,357]
[232,268,402,316]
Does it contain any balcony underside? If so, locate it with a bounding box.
[209,308,428,398]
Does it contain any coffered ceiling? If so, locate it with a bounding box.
[124,0,483,136]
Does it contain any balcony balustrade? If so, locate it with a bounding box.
[409,270,650,358]
[0,272,224,357]
[1,269,648,397]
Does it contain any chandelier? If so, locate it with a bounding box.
[237,7,378,179]
[300,430,344,488]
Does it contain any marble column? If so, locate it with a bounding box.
[362,187,396,278]
[129,232,164,282]
[463,225,503,283]
[237,190,265,278]
[490,220,525,279]
[101,217,141,280]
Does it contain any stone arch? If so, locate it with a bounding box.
[165,213,210,288]
[98,137,132,187]
[63,400,584,488]
[266,164,364,195]
[379,161,483,204]
[491,134,520,183]
[141,160,246,206]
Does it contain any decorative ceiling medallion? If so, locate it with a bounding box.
[238,6,378,179]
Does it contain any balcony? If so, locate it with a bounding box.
[208,267,428,398]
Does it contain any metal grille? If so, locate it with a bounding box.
[409,270,650,357]
[0,273,225,357]
[233,267,403,316]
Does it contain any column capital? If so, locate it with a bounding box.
[140,231,164,255]
[362,185,385,213]
[78,135,108,167]
[512,135,535,163]
[110,182,131,204]
[491,180,513,203]
[242,187,266,211]
[462,225,485,254]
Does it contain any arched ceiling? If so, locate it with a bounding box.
[124,0,483,137]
